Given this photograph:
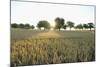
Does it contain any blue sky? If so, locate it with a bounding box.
[11,1,95,27]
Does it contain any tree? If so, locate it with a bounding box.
[24,24,30,29]
[11,23,18,28]
[37,22,41,29]
[63,25,67,30]
[31,25,35,29]
[83,24,89,30]
[67,21,74,30]
[19,23,25,28]
[75,24,83,30]
[88,23,94,31]
[37,20,50,30]
[54,17,65,30]
[43,21,51,29]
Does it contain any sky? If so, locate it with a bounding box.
[11,0,95,27]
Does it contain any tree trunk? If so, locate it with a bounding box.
[90,28,91,31]
[58,28,60,31]
[59,29,60,31]
[70,27,71,31]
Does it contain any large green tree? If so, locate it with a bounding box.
[24,24,30,29]
[31,25,35,29]
[54,17,65,30]
[63,24,67,30]
[37,20,50,30]
[19,23,25,28]
[67,21,74,30]
[75,24,83,30]
[11,23,18,28]
[83,24,89,30]
[88,23,94,31]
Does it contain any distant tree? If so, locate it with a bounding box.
[54,17,65,30]
[31,25,35,29]
[88,23,94,31]
[63,25,67,30]
[75,24,83,30]
[37,20,50,30]
[83,24,89,30]
[24,24,30,29]
[19,23,25,28]
[37,22,41,29]
[67,21,74,30]
[44,22,51,29]
[11,23,18,28]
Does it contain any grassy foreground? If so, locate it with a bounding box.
[11,29,95,66]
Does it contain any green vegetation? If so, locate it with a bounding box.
[67,21,74,30]
[54,17,65,30]
[37,20,51,30]
[88,23,95,31]
[75,24,83,30]
[11,23,35,29]
[11,17,95,31]
[11,29,95,66]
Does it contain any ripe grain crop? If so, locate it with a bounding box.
[11,29,95,66]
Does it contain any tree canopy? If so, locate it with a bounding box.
[67,21,74,30]
[11,23,18,28]
[11,17,95,31]
[75,24,83,30]
[24,24,30,29]
[31,25,35,29]
[54,17,65,30]
[88,23,94,31]
[63,25,67,30]
[11,23,35,29]
[19,23,25,28]
[37,20,50,30]
[83,24,89,29]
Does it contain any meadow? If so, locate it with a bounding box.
[11,29,95,66]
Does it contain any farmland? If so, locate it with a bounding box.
[11,29,95,66]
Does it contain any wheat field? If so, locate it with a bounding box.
[11,29,95,66]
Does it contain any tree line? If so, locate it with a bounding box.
[11,17,95,31]
[11,23,35,29]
